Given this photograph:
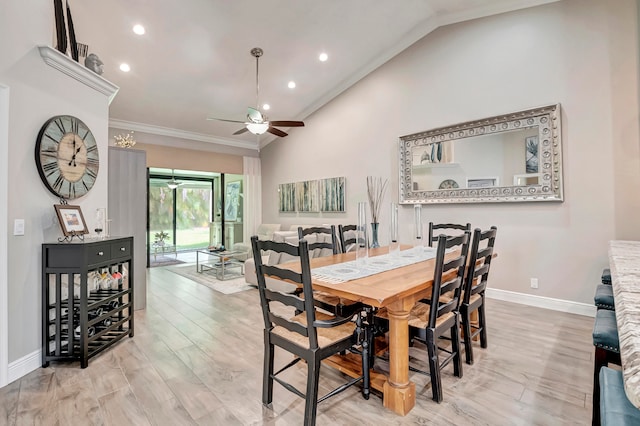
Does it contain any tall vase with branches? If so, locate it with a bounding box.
[367,176,388,248]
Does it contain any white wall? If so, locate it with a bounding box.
[1,0,111,369]
[260,0,640,305]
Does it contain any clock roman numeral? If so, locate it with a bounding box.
[86,168,97,180]
[86,145,97,153]
[87,158,99,168]
[52,175,64,192]
[46,168,60,179]
[82,180,89,192]
[42,162,58,173]
[71,117,79,134]
[44,133,60,144]
[41,150,58,159]
[53,118,66,134]
[80,128,90,141]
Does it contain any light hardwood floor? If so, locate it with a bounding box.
[0,267,595,425]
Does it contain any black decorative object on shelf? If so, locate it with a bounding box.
[41,236,134,368]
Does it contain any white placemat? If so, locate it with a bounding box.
[311,246,438,284]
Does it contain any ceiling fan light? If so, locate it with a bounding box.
[167,169,181,189]
[247,122,269,135]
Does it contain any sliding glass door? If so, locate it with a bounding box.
[174,180,212,250]
[147,168,243,266]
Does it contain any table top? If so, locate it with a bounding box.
[198,249,240,256]
[286,245,460,308]
[608,240,640,409]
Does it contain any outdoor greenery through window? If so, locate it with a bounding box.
[149,178,213,251]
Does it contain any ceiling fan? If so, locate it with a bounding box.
[207,47,304,137]
[166,169,182,189]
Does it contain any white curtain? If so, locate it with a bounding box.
[243,156,262,243]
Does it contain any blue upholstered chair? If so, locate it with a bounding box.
[595,284,615,311]
[599,367,640,425]
[592,309,622,425]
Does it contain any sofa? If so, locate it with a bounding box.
[230,223,281,261]
[243,225,335,293]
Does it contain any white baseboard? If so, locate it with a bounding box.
[486,288,596,317]
[7,349,41,385]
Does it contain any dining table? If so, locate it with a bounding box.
[290,244,461,416]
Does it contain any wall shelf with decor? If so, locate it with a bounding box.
[412,163,461,171]
[38,45,120,104]
[41,236,134,368]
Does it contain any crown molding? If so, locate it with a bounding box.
[109,119,259,151]
[38,45,120,105]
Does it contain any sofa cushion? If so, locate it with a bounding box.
[257,224,281,240]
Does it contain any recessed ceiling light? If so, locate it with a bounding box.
[133,24,145,35]
[119,63,131,72]
[319,52,328,62]
[288,81,296,89]
[262,104,270,110]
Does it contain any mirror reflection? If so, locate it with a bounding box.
[399,104,563,204]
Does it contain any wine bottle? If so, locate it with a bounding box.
[74,326,95,338]
[98,318,112,329]
[101,300,119,312]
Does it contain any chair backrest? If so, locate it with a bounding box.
[338,224,357,253]
[427,232,470,328]
[428,222,471,247]
[251,236,322,349]
[463,227,497,305]
[298,226,338,256]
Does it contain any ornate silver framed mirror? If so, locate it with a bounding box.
[399,104,563,204]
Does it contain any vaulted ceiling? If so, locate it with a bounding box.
[71,0,558,150]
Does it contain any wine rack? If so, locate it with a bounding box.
[41,236,134,368]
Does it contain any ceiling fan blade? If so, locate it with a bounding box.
[207,117,246,124]
[233,127,250,135]
[269,120,305,127]
[247,107,264,123]
[267,127,288,137]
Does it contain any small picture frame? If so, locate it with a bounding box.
[54,204,89,236]
[466,177,499,188]
[525,135,539,173]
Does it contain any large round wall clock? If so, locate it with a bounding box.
[35,115,99,200]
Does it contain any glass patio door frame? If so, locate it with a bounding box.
[147,171,219,267]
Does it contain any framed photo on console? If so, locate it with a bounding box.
[54,204,89,236]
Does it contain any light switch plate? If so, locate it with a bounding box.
[13,219,25,236]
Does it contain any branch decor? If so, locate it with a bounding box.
[367,176,388,223]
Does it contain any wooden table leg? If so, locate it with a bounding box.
[383,298,416,416]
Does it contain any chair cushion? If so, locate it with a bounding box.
[272,311,356,349]
[602,268,612,285]
[595,284,615,310]
[600,367,640,425]
[593,309,620,352]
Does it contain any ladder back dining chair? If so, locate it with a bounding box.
[251,236,370,426]
[461,226,497,365]
[338,224,357,253]
[428,222,471,247]
[376,231,470,403]
[298,226,364,318]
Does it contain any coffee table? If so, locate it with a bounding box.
[196,250,244,280]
